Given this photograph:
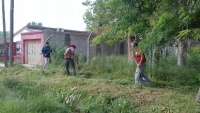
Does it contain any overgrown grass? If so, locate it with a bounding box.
[151,55,200,87]
[0,54,200,113]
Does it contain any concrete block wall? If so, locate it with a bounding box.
[69,33,97,59]
[43,30,70,46]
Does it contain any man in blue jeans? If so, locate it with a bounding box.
[64,44,78,76]
[131,41,151,85]
[42,42,52,69]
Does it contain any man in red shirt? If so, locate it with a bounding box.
[64,44,79,76]
[131,41,151,85]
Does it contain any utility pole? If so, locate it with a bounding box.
[2,0,8,67]
[9,0,14,66]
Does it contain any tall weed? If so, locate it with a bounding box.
[152,56,200,86]
[84,55,134,79]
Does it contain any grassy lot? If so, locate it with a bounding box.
[0,56,200,113]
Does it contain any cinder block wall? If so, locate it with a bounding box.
[69,33,97,59]
[43,30,70,46]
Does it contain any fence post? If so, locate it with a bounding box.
[87,32,92,64]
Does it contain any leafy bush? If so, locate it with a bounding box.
[51,44,67,64]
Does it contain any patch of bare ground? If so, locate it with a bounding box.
[127,89,164,108]
[85,83,123,95]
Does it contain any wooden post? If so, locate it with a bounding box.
[9,0,14,66]
[127,35,133,63]
[2,0,8,67]
[87,32,92,64]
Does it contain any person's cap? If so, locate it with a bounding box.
[69,44,76,49]
[131,41,138,47]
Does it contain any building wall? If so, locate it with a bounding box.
[69,33,97,59]
[43,29,70,45]
[43,30,97,59]
[19,29,129,64]
[13,55,22,62]
[0,43,17,62]
[14,29,29,42]
[44,29,127,59]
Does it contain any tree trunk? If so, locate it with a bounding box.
[152,45,161,66]
[177,40,187,66]
[127,35,133,63]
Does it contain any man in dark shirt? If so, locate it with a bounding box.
[42,42,52,69]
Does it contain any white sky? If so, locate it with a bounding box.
[0,0,92,32]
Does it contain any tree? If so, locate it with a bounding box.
[83,0,200,66]
[83,0,161,62]
[27,22,43,27]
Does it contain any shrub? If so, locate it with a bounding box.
[3,77,20,90]
[151,55,200,86]
[50,44,67,65]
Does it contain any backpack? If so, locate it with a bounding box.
[64,48,71,59]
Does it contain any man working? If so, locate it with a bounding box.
[42,42,52,69]
[64,44,78,76]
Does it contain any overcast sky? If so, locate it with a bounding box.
[0,0,92,32]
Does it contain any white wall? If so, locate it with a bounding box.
[14,29,29,42]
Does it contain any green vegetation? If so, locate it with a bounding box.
[27,22,43,27]
[83,0,200,66]
[0,54,200,113]
[83,0,200,46]
[1,0,200,111]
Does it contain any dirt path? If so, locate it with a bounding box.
[0,63,37,69]
[0,63,5,67]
